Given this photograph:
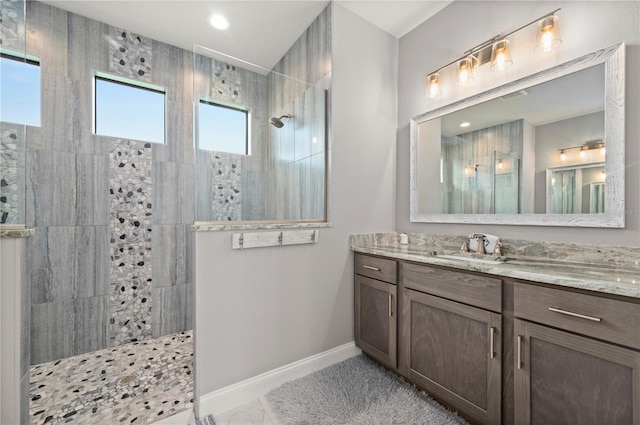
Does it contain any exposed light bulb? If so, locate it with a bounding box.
[601,146,606,155]
[535,15,561,53]
[427,73,442,99]
[601,170,607,180]
[490,40,513,71]
[460,122,470,128]
[498,159,503,169]
[579,147,586,158]
[560,150,566,161]
[456,56,475,86]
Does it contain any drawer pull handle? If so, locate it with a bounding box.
[489,327,495,359]
[517,335,523,370]
[388,294,393,317]
[363,265,381,271]
[548,307,601,322]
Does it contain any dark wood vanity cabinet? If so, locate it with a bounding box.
[513,283,640,425]
[399,263,503,425]
[354,254,397,369]
[354,252,640,425]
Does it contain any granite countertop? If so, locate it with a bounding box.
[351,234,640,300]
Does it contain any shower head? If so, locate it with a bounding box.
[269,114,292,128]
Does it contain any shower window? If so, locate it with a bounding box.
[94,73,166,143]
[0,52,41,126]
[198,99,249,155]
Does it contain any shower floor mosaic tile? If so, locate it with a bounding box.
[29,330,193,425]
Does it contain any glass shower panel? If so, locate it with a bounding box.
[0,0,29,228]
[193,45,327,223]
[550,169,578,214]
[493,151,520,214]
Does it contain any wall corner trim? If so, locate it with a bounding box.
[197,342,361,418]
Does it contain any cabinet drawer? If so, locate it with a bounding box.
[514,282,640,350]
[355,254,397,284]
[402,263,501,313]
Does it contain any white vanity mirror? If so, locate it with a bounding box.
[410,43,625,227]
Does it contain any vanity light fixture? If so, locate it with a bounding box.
[490,39,513,71]
[425,8,561,98]
[456,56,476,86]
[427,73,442,99]
[557,140,605,162]
[535,15,562,53]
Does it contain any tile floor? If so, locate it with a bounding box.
[29,330,193,425]
[214,398,280,425]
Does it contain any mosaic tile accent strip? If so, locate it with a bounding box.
[210,152,242,221]
[29,330,193,425]
[211,61,241,102]
[109,139,153,346]
[0,0,25,50]
[0,123,25,224]
[108,26,152,82]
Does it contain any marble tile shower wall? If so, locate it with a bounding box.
[25,1,194,365]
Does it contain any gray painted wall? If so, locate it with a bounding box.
[195,3,397,395]
[397,1,640,246]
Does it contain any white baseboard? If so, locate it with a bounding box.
[198,341,361,418]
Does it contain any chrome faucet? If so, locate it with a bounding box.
[469,233,486,254]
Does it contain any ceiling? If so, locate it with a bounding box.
[38,0,453,70]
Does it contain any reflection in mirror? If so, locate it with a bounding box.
[547,163,605,214]
[411,43,625,227]
[194,45,327,224]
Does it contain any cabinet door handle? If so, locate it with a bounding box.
[388,294,393,317]
[489,327,495,359]
[517,335,523,370]
[363,265,381,271]
[548,307,601,322]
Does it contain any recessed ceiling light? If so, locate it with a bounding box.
[460,122,470,128]
[209,14,229,30]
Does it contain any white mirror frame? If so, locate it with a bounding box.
[410,43,625,227]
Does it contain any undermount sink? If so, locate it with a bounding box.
[436,254,505,265]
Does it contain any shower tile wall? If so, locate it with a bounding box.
[0,123,26,224]
[193,6,331,223]
[0,0,25,51]
[442,119,524,214]
[0,0,27,226]
[108,27,153,81]
[25,1,194,365]
[195,56,268,222]
[267,5,331,221]
[108,139,153,345]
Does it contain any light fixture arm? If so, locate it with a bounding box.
[426,8,561,77]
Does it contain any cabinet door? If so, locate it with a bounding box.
[514,319,640,425]
[355,275,397,369]
[400,288,502,425]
